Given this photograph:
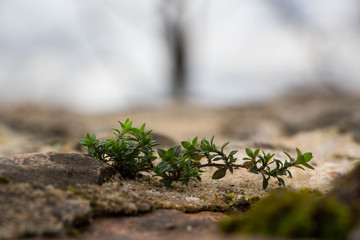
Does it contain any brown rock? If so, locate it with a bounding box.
[0,152,119,188]
[330,163,360,240]
[81,209,227,240]
[330,163,360,213]
[0,183,91,239]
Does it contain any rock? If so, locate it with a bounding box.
[329,163,360,239]
[222,92,360,141]
[68,182,153,216]
[0,183,91,239]
[338,112,360,143]
[80,209,227,240]
[0,152,119,188]
[330,163,360,213]
[150,132,177,147]
[0,105,85,139]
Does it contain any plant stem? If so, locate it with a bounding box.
[198,163,246,169]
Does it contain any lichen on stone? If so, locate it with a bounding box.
[68,182,153,216]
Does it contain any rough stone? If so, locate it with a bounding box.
[68,182,153,216]
[330,163,360,239]
[0,183,91,239]
[80,209,228,240]
[0,152,119,189]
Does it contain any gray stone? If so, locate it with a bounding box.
[0,152,119,189]
[0,183,91,239]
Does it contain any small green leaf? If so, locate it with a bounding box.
[294,165,305,170]
[140,123,146,132]
[173,145,181,156]
[296,148,301,154]
[284,151,294,162]
[157,148,166,158]
[296,154,305,164]
[210,136,215,145]
[254,149,260,157]
[181,141,191,149]
[249,166,258,174]
[228,165,234,174]
[303,152,313,162]
[221,141,230,152]
[302,162,315,170]
[212,168,227,179]
[246,148,254,158]
[229,150,238,156]
[277,177,285,186]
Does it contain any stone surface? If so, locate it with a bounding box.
[73,209,229,240]
[0,182,155,239]
[25,210,279,240]
[0,183,91,239]
[330,163,360,240]
[0,152,119,189]
[221,91,360,142]
[68,183,153,216]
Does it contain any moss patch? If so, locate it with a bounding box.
[219,188,351,240]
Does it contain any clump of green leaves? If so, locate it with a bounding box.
[154,136,314,188]
[153,146,203,186]
[80,119,314,189]
[79,119,157,179]
[219,189,351,240]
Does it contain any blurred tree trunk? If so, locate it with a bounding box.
[161,0,188,98]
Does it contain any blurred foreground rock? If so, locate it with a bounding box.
[0,183,91,239]
[330,163,360,240]
[81,209,227,240]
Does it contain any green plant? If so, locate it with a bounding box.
[219,189,351,240]
[79,119,157,179]
[153,145,203,186]
[80,119,314,189]
[155,137,314,188]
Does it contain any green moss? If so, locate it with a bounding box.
[67,227,80,237]
[225,193,236,204]
[0,175,10,184]
[246,196,260,204]
[298,187,323,196]
[67,186,94,200]
[219,189,351,240]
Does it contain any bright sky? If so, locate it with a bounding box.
[0,0,359,112]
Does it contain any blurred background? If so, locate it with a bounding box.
[1,0,359,113]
